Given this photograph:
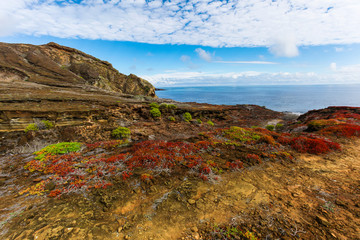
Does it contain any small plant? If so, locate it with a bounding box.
[24,120,54,133]
[24,123,39,133]
[168,116,175,122]
[159,103,168,109]
[307,119,339,132]
[167,104,177,110]
[149,102,159,109]
[275,123,284,131]
[265,125,275,131]
[111,127,131,139]
[33,142,83,161]
[183,112,192,122]
[150,108,161,118]
[41,120,54,129]
[207,120,214,126]
[197,119,202,124]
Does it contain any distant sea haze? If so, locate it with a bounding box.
[156,84,360,114]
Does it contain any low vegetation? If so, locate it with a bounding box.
[150,107,161,118]
[24,120,54,133]
[265,124,275,131]
[207,120,214,126]
[183,112,192,122]
[24,123,39,133]
[111,127,131,139]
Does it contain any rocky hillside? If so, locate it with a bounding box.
[0,42,155,97]
[0,42,159,133]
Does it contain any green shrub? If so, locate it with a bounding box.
[150,108,161,118]
[183,112,192,122]
[149,102,159,109]
[111,127,131,139]
[207,120,214,126]
[167,104,177,110]
[275,123,284,130]
[41,120,54,129]
[34,142,82,161]
[265,125,275,131]
[168,116,175,122]
[24,123,39,133]
[25,120,54,133]
[307,119,339,131]
[196,119,202,124]
[159,103,168,109]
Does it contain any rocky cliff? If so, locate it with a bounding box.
[0,42,156,97]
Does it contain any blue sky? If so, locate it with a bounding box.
[1,0,360,87]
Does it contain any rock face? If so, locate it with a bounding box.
[0,42,156,97]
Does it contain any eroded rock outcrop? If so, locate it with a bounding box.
[0,42,155,97]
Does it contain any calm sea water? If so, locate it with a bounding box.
[156,84,360,114]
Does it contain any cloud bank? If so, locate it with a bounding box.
[1,0,360,49]
[142,64,360,87]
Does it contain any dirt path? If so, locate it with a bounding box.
[1,140,360,240]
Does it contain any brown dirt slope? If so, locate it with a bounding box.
[0,133,359,240]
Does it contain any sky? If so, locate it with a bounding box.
[1,0,360,87]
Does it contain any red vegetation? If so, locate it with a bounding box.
[26,107,360,198]
[246,153,262,163]
[320,123,360,138]
[225,160,244,169]
[288,135,340,154]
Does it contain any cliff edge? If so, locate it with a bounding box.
[0,42,156,97]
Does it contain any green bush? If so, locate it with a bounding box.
[41,120,54,129]
[149,102,159,109]
[34,142,82,161]
[265,125,275,131]
[24,123,39,133]
[111,127,131,139]
[159,103,168,109]
[207,120,214,126]
[196,119,202,124]
[183,112,192,122]
[275,123,284,130]
[24,120,54,133]
[168,116,175,122]
[167,104,177,110]
[150,108,161,118]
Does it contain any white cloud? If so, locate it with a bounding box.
[214,61,277,64]
[330,62,337,71]
[1,0,359,48]
[142,64,360,87]
[195,48,212,62]
[269,36,299,57]
[335,47,344,52]
[180,55,190,62]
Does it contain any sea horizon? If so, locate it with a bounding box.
[156,83,360,114]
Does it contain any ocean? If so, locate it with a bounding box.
[156,84,360,114]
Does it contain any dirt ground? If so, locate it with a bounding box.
[0,137,359,240]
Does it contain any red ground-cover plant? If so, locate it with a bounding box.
[277,132,341,154]
[288,135,341,154]
[246,153,262,163]
[125,140,213,173]
[21,140,217,197]
[330,111,360,122]
[86,140,129,150]
[225,160,244,170]
[23,118,351,198]
[320,123,360,138]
